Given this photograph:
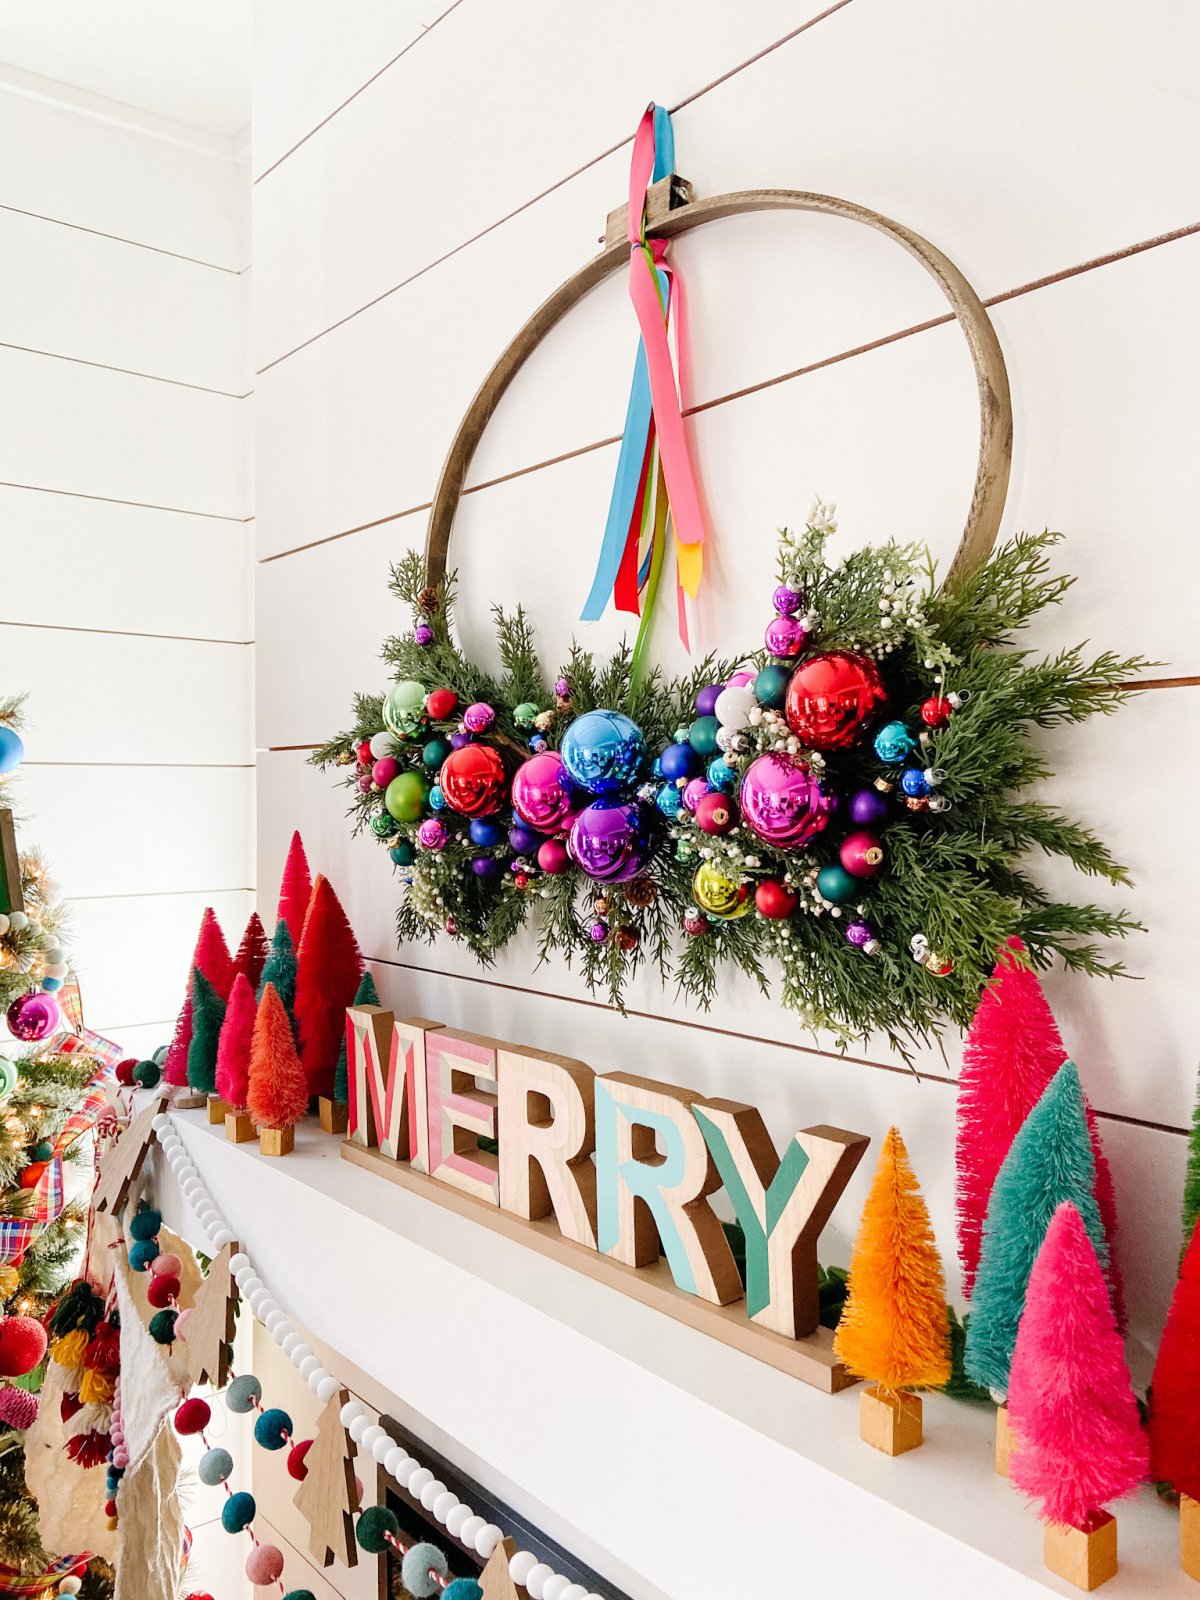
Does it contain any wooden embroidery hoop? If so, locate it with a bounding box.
[423,176,1012,595]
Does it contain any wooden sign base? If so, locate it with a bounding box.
[172,1091,207,1111]
[318,1097,348,1135]
[859,1386,922,1456]
[1181,1493,1200,1582]
[1044,1513,1117,1591]
[207,1095,232,1125]
[225,1110,255,1144]
[260,1125,294,1157]
[340,1140,854,1393]
[995,1401,1015,1477]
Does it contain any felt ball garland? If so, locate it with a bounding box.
[221,1490,256,1533]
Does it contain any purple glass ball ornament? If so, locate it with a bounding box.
[845,920,875,949]
[449,731,472,750]
[470,856,499,877]
[555,677,571,700]
[413,623,435,647]
[463,702,495,734]
[567,802,647,882]
[772,584,804,616]
[848,787,890,829]
[508,822,542,855]
[695,684,723,718]
[738,753,837,848]
[417,817,448,850]
[764,614,812,660]
[589,920,609,943]
[7,991,61,1042]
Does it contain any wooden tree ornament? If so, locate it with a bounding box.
[92,1093,168,1214]
[293,1386,359,1569]
[479,1537,522,1599]
[0,808,24,916]
[183,1239,239,1391]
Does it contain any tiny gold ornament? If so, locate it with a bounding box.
[335,748,354,767]
[693,861,750,919]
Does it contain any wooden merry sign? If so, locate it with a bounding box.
[339,1005,869,1391]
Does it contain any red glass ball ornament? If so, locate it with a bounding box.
[615,927,639,953]
[513,872,529,890]
[840,830,886,878]
[19,1162,47,1190]
[0,1315,47,1376]
[694,792,738,836]
[438,743,506,817]
[426,688,459,721]
[287,1438,313,1480]
[355,739,372,765]
[755,881,798,920]
[920,695,953,728]
[115,1058,138,1087]
[784,651,888,751]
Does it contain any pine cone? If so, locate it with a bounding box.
[625,878,658,908]
[417,587,439,616]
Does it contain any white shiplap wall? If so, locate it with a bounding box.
[1,81,254,1059]
[252,0,1199,1589]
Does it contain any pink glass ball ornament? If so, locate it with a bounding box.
[511,751,575,834]
[764,614,811,659]
[7,992,61,1042]
[738,753,837,849]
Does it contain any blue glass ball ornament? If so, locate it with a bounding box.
[428,785,447,811]
[816,863,860,905]
[706,757,736,792]
[469,818,502,848]
[559,710,646,796]
[528,735,549,752]
[659,742,698,783]
[753,664,792,710]
[655,783,683,818]
[873,720,916,764]
[900,767,931,799]
[0,726,24,775]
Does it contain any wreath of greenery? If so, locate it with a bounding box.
[315,510,1145,1055]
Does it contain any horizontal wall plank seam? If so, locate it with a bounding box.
[0,481,252,522]
[0,340,251,398]
[257,219,1200,564]
[23,760,254,769]
[0,201,242,274]
[254,0,857,374]
[63,888,255,902]
[0,620,254,646]
[253,0,467,184]
[367,954,1184,1137]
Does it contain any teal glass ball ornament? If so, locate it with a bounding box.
[706,757,736,792]
[422,737,452,771]
[753,664,791,709]
[688,715,721,758]
[873,720,916,764]
[389,840,415,866]
[655,782,683,818]
[559,710,646,796]
[816,863,859,904]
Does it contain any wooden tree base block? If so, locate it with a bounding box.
[172,1091,207,1110]
[318,1097,348,1136]
[1044,1513,1118,1591]
[1181,1493,1200,1582]
[207,1096,232,1125]
[225,1110,255,1144]
[259,1124,294,1157]
[995,1401,1015,1477]
[859,1386,922,1456]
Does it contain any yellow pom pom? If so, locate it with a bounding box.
[51,1329,90,1367]
[78,1368,114,1405]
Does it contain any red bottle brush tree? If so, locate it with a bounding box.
[163,906,235,1086]
[232,910,270,992]
[277,831,313,946]
[1149,1219,1200,1499]
[247,982,309,1132]
[294,875,363,1101]
[955,938,1124,1323]
[1008,1202,1147,1530]
[215,972,257,1112]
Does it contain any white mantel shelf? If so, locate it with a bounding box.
[148,1098,1189,1600]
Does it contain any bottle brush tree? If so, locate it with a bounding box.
[258,916,298,1028]
[1008,1202,1147,1529]
[1148,1219,1200,1500]
[186,968,226,1094]
[965,1060,1107,1396]
[215,972,257,1113]
[163,906,234,1085]
[332,970,380,1107]
[246,982,309,1132]
[294,874,363,1102]
[277,830,313,946]
[834,1126,951,1393]
[232,909,270,991]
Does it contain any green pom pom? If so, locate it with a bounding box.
[129,1209,162,1241]
[253,1407,292,1450]
[148,1309,177,1344]
[283,1592,318,1600]
[31,1141,53,1162]
[222,1490,255,1533]
[444,1582,484,1600]
[132,1059,161,1088]
[355,1505,398,1554]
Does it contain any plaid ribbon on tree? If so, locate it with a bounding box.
[0,1556,91,1595]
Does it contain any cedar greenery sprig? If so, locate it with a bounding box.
[315,524,1147,1043]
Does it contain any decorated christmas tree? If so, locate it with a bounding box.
[1183,1070,1200,1259]
[258,917,298,1027]
[246,983,309,1154]
[215,973,256,1112]
[834,1128,950,1454]
[232,910,270,992]
[294,875,363,1102]
[1149,1220,1200,1506]
[277,830,312,946]
[332,971,380,1107]
[163,907,235,1087]
[965,1061,1107,1397]
[185,968,226,1095]
[1008,1203,1146,1586]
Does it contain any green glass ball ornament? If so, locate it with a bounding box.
[389,840,415,866]
[0,1057,17,1100]
[513,702,539,728]
[383,680,428,738]
[422,737,452,771]
[369,813,398,838]
[688,715,721,758]
[754,663,792,710]
[816,863,859,905]
[674,838,696,862]
[384,771,428,822]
